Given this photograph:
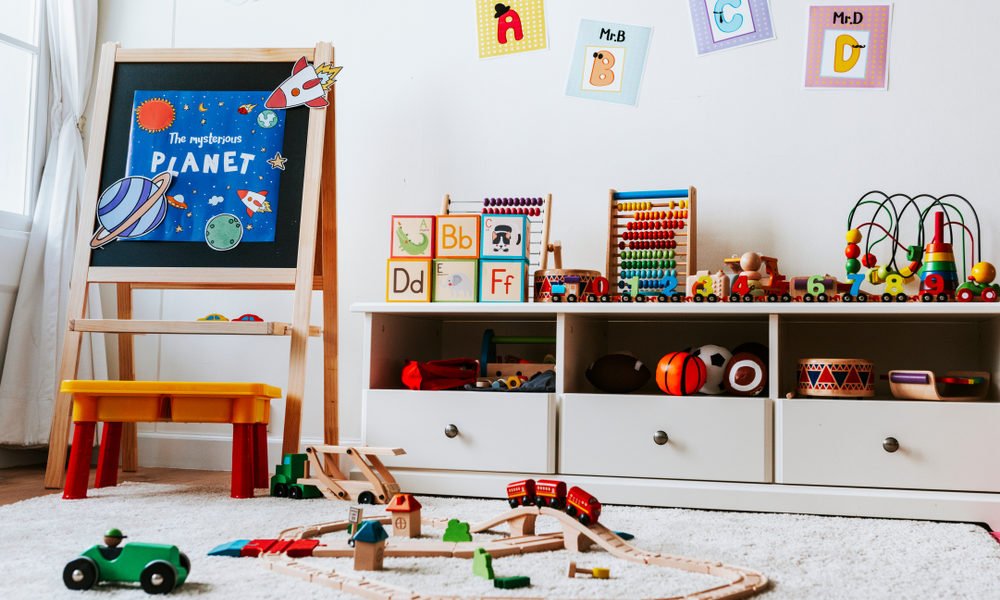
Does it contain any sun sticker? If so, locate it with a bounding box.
[135,98,176,133]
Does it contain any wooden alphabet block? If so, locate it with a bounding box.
[481,214,528,260]
[433,259,478,302]
[390,215,435,259]
[479,260,527,302]
[386,259,431,302]
[435,215,480,259]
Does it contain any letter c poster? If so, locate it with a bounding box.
[804,4,892,89]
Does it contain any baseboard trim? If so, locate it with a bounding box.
[0,447,47,468]
[136,432,363,471]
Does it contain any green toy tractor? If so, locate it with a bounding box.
[270,453,322,499]
[63,541,189,594]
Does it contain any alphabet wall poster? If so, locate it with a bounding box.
[804,4,892,89]
[125,90,286,243]
[565,20,652,106]
[476,0,547,58]
[688,0,775,55]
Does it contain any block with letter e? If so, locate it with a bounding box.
[479,260,527,302]
[433,259,478,302]
[435,214,480,259]
[386,259,431,302]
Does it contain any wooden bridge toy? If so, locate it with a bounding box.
[60,380,281,500]
[295,445,405,505]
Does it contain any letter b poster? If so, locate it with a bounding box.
[566,20,652,106]
[804,4,892,89]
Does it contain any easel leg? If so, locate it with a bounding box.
[45,330,85,489]
[117,283,138,472]
[95,422,122,488]
[63,421,96,499]
[320,124,340,468]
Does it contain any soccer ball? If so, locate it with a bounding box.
[689,344,732,395]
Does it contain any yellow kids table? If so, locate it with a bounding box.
[61,380,282,499]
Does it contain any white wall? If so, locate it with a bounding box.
[95,0,1000,465]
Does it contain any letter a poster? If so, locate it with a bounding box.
[125,90,286,242]
[804,4,892,89]
[566,20,652,106]
[476,0,547,58]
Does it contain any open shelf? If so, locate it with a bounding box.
[70,319,322,336]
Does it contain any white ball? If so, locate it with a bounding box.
[689,344,732,395]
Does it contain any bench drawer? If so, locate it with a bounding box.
[364,390,556,473]
[777,399,1000,492]
[560,394,772,483]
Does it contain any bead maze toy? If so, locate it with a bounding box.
[236,484,769,600]
[60,380,281,499]
[606,188,697,298]
[844,191,997,302]
[886,370,991,402]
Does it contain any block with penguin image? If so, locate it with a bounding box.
[433,259,478,302]
[479,260,528,302]
[481,214,529,260]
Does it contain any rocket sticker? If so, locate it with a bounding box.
[265,56,342,110]
[237,189,272,218]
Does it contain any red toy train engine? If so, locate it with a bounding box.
[505,479,600,525]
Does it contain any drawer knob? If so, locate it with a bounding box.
[653,430,669,446]
[444,424,460,438]
[882,437,899,453]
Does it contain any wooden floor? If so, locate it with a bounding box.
[0,464,229,506]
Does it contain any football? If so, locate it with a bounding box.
[585,353,651,393]
[689,344,733,395]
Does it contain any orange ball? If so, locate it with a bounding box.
[656,352,708,396]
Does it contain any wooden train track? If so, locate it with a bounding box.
[260,506,769,600]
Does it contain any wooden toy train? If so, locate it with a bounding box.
[507,479,602,525]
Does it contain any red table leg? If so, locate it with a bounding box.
[231,423,255,498]
[64,421,97,500]
[95,422,123,488]
[252,423,268,489]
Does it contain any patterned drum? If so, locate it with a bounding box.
[797,358,874,398]
[533,269,606,302]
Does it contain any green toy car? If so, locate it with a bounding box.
[63,538,190,594]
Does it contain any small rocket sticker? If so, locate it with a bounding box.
[237,189,272,218]
[264,56,341,110]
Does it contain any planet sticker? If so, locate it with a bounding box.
[91,172,172,248]
[257,109,278,129]
[205,213,244,251]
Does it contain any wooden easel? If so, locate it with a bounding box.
[43,43,340,488]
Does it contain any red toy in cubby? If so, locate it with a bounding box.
[656,352,707,395]
[390,215,435,259]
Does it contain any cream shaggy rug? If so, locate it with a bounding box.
[3,481,999,599]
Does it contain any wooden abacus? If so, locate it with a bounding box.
[442,194,552,280]
[605,188,697,296]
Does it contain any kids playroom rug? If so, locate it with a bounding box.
[3,481,998,599]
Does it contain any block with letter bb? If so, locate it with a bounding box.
[386,259,431,302]
[390,215,435,259]
[432,259,478,302]
[435,214,480,259]
[479,260,527,302]
[481,214,528,260]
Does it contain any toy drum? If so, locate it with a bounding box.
[533,269,606,302]
[796,358,874,398]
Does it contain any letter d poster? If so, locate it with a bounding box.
[566,20,652,106]
[804,4,892,89]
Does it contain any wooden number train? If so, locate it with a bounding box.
[506,479,602,525]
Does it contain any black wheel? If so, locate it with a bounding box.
[578,514,591,526]
[729,294,741,302]
[567,294,578,303]
[858,293,868,302]
[621,294,632,303]
[707,294,719,303]
[937,293,949,302]
[671,294,683,303]
[804,294,814,303]
[550,498,564,510]
[881,293,893,302]
[921,293,933,303]
[272,482,289,497]
[587,294,598,302]
[635,294,647,303]
[842,294,854,302]
[742,294,754,303]
[767,294,778,303]
[694,294,704,303]
[896,293,909,303]
[534,497,546,507]
[179,553,191,575]
[289,486,303,500]
[600,295,611,302]
[357,491,376,505]
[551,294,562,303]
[566,505,577,517]
[63,558,98,591]
[781,293,791,303]
[817,293,828,303]
[508,499,519,509]
[657,294,669,303]
[140,561,177,594]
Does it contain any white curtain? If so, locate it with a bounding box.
[0,0,100,445]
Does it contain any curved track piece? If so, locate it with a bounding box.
[259,507,770,600]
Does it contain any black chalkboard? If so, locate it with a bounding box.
[90,61,309,268]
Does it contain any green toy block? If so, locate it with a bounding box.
[472,548,494,580]
[494,575,530,589]
[442,519,472,543]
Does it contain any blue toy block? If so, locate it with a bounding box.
[481,214,529,260]
[479,260,528,302]
[208,539,250,557]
